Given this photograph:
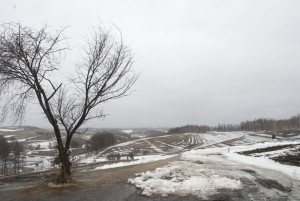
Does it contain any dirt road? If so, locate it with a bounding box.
[0,155,185,201]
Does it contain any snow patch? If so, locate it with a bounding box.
[128,140,300,199]
[0,128,23,132]
[122,129,133,134]
[3,134,15,138]
[128,160,242,199]
[91,154,176,170]
[29,140,56,149]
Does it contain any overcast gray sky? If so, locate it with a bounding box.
[1,0,300,128]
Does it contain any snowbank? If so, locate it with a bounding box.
[128,160,242,199]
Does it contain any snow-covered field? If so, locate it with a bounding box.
[98,132,246,157]
[1,128,299,188]
[1,128,300,200]
[128,141,300,200]
[61,131,283,169]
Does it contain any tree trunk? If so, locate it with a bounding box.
[17,155,20,174]
[58,149,72,183]
[4,158,7,175]
[52,123,73,183]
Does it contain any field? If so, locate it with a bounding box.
[1,126,299,174]
[1,127,300,200]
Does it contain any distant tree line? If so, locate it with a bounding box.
[168,114,300,133]
[168,125,210,134]
[240,115,300,131]
[213,124,241,132]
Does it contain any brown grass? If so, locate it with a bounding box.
[21,182,82,195]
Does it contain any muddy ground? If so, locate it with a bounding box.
[1,153,300,201]
[1,155,182,201]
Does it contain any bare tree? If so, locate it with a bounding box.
[88,132,117,153]
[10,138,24,174]
[0,22,137,183]
[0,135,10,175]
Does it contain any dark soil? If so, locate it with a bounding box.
[241,169,257,176]
[272,154,300,167]
[237,144,300,155]
[256,178,291,193]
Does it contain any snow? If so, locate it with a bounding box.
[225,141,300,180]
[3,134,15,138]
[35,158,53,170]
[0,128,23,132]
[17,136,36,142]
[184,141,300,181]
[248,144,300,158]
[122,129,133,134]
[144,139,164,153]
[29,140,56,149]
[130,134,144,138]
[128,158,242,199]
[24,155,54,171]
[81,135,92,141]
[77,155,107,164]
[183,131,245,149]
[128,139,300,199]
[156,140,185,152]
[3,129,298,198]
[248,132,286,140]
[90,154,176,171]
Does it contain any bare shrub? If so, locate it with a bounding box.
[106,152,120,160]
